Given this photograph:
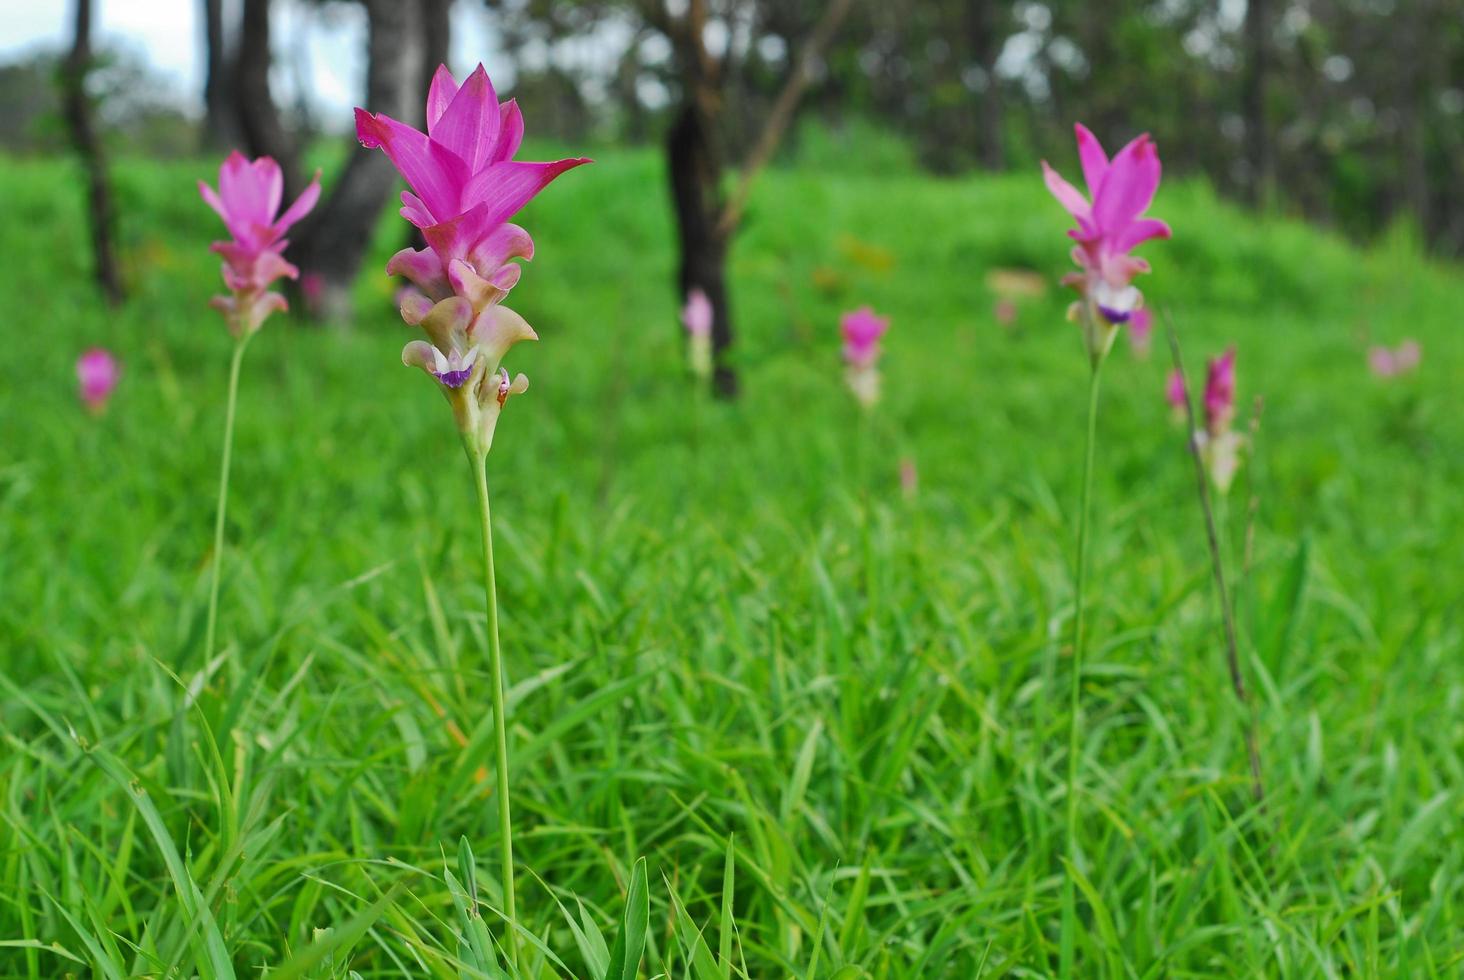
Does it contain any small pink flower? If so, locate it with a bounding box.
[1043,123,1170,332]
[199,152,320,336]
[77,347,120,413]
[1369,339,1422,378]
[994,299,1017,326]
[841,306,889,368]
[681,289,712,339]
[1367,346,1397,378]
[1203,348,1236,436]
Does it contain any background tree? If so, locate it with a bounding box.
[60,0,124,305]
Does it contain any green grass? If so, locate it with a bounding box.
[1,144,1462,977]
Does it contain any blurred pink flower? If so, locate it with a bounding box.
[77,347,119,413]
[360,63,587,456]
[1367,346,1396,378]
[840,307,889,409]
[1043,123,1170,332]
[681,289,712,339]
[199,152,320,336]
[841,306,889,368]
[1370,339,1421,378]
[1203,348,1236,436]
[681,289,713,379]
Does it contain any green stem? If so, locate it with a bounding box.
[1060,363,1102,977]
[203,335,250,665]
[470,449,518,970]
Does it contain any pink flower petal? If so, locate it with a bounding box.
[1074,123,1109,197]
[1112,217,1172,253]
[1042,161,1092,224]
[273,169,322,236]
[425,64,459,135]
[493,100,524,164]
[386,246,449,297]
[356,108,471,223]
[431,64,501,172]
[1093,134,1161,236]
[459,158,591,228]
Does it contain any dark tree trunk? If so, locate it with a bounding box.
[235,0,302,200]
[966,0,1005,170]
[61,0,124,306]
[201,0,238,149]
[1242,0,1272,206]
[668,103,736,399]
[291,0,427,323]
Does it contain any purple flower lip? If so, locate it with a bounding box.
[1097,304,1132,324]
[435,367,474,388]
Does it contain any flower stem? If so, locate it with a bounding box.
[203,335,250,666]
[469,449,518,969]
[1060,361,1102,977]
[1165,322,1265,806]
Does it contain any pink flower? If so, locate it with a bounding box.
[1367,346,1397,378]
[357,63,590,303]
[841,306,890,368]
[360,63,588,456]
[1203,348,1236,436]
[681,289,712,339]
[77,347,119,413]
[1043,124,1170,329]
[199,152,320,336]
[1369,339,1422,378]
[1165,368,1187,412]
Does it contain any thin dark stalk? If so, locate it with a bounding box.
[469,450,518,969]
[1059,363,1101,977]
[1164,317,1265,806]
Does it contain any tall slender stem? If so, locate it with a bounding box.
[203,335,250,664]
[1059,363,1102,977]
[1165,323,1265,805]
[470,449,518,969]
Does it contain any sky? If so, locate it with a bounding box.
[0,0,506,124]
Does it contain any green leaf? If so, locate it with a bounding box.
[603,857,649,980]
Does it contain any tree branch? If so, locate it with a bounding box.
[715,0,852,238]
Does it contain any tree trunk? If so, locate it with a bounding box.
[668,103,736,399]
[290,0,427,324]
[235,0,302,200]
[1242,0,1272,206]
[201,0,238,149]
[966,0,1005,170]
[61,0,124,306]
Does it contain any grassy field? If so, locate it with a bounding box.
[2,144,1462,977]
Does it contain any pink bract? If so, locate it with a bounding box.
[681,289,712,339]
[841,306,890,367]
[77,347,120,412]
[1203,348,1237,435]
